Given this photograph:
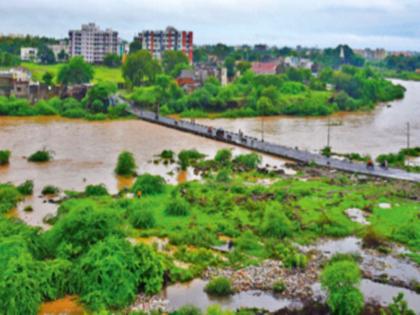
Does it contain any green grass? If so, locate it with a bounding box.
[21,62,124,85]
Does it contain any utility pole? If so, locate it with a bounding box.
[407,122,410,149]
[327,118,331,148]
[261,116,264,142]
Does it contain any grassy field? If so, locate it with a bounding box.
[21,62,124,85]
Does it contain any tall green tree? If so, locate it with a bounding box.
[122,50,161,87]
[103,53,122,68]
[162,51,189,77]
[38,45,56,64]
[57,57,94,85]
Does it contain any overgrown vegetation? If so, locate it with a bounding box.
[0,150,11,165]
[115,151,137,176]
[0,148,419,313]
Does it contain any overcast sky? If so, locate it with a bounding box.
[1,0,419,50]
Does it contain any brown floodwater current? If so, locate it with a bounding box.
[197,80,420,157]
[0,116,291,227]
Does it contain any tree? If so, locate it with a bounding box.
[321,260,364,315]
[256,96,274,115]
[129,40,142,54]
[236,61,251,74]
[38,45,56,64]
[57,57,94,85]
[42,72,54,86]
[162,51,189,77]
[224,56,236,79]
[122,50,161,87]
[103,53,122,67]
[84,81,117,113]
[57,49,69,62]
[131,174,165,195]
[115,151,137,176]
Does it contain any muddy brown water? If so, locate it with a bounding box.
[0,116,292,227]
[196,80,420,157]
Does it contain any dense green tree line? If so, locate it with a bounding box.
[0,80,128,120]
[130,62,404,117]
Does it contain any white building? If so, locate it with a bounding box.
[20,47,38,62]
[68,23,119,63]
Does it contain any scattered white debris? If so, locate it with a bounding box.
[379,203,392,209]
[345,208,370,225]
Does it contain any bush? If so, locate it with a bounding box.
[0,150,11,165]
[321,260,364,315]
[214,149,232,165]
[129,207,156,229]
[205,277,233,296]
[383,293,416,315]
[0,184,22,214]
[233,153,262,170]
[160,150,175,160]
[115,151,137,176]
[178,149,206,170]
[28,150,52,162]
[73,237,163,311]
[173,305,202,315]
[165,197,190,216]
[44,206,123,258]
[132,174,165,195]
[84,184,109,196]
[216,168,231,183]
[261,205,293,238]
[272,280,286,293]
[17,180,34,195]
[42,185,60,195]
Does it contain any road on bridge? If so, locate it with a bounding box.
[113,96,420,183]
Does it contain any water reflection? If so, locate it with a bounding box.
[162,279,301,312]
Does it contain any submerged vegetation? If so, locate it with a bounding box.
[0,148,419,314]
[27,149,53,162]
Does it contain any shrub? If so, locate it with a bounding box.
[362,226,386,249]
[0,251,44,315]
[0,184,22,213]
[261,205,293,238]
[321,260,364,315]
[383,293,416,315]
[0,150,11,165]
[73,237,163,311]
[165,197,190,216]
[17,180,34,195]
[132,174,165,195]
[214,149,232,165]
[23,205,33,212]
[44,206,123,258]
[205,277,233,296]
[173,305,202,315]
[272,280,286,293]
[115,151,137,176]
[28,150,52,162]
[178,149,205,170]
[42,185,60,195]
[129,207,156,229]
[233,153,261,169]
[84,184,109,196]
[216,168,231,182]
[160,150,175,160]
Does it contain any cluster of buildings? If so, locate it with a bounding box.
[20,24,193,65]
[250,56,315,75]
[134,26,194,63]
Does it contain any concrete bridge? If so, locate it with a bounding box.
[122,103,420,183]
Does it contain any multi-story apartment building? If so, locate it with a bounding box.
[68,23,119,63]
[135,26,193,63]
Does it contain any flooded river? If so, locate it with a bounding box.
[0,116,290,227]
[197,80,420,157]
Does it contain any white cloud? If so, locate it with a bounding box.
[0,0,418,50]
